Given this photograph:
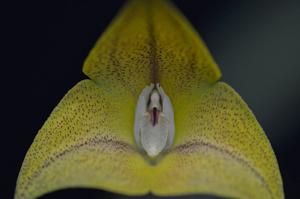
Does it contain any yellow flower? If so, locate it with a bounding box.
[15,0,284,199]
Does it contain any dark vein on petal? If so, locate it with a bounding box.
[146,0,159,84]
[172,140,274,199]
[21,136,134,197]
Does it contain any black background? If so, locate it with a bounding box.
[2,0,300,198]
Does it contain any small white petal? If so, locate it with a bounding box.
[134,84,175,157]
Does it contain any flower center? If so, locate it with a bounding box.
[134,83,175,157]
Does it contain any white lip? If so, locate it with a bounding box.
[134,83,175,157]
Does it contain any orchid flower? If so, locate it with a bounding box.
[15,1,284,199]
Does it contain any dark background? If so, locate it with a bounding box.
[2,0,300,198]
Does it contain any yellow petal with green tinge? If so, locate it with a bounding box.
[83,0,221,99]
[15,80,151,199]
[152,82,283,199]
